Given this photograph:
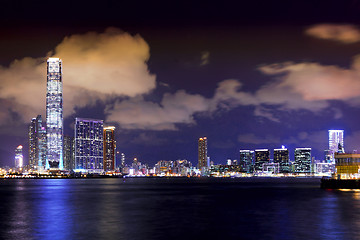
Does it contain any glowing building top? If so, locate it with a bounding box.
[46,57,63,169]
[15,145,23,168]
[329,130,344,160]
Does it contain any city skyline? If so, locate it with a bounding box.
[2,1,360,166]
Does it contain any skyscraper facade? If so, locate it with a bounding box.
[103,126,116,171]
[274,147,290,173]
[198,137,208,169]
[239,150,254,173]
[63,136,75,170]
[46,58,63,169]
[254,149,270,172]
[75,118,104,171]
[329,130,344,161]
[15,145,23,169]
[28,115,47,169]
[294,148,312,173]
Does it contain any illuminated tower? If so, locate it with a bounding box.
[103,126,116,171]
[75,118,104,171]
[239,150,254,173]
[274,146,290,173]
[254,149,270,172]
[46,58,63,169]
[294,148,311,173]
[15,145,23,169]
[198,137,208,169]
[328,130,344,162]
[29,115,47,169]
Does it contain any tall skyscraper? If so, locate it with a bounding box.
[46,58,63,169]
[15,145,23,169]
[198,137,208,169]
[75,118,104,171]
[28,115,47,169]
[274,147,290,173]
[103,126,116,171]
[63,136,75,170]
[329,130,344,161]
[239,150,254,173]
[254,149,270,172]
[294,148,311,173]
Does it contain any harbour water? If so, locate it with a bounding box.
[0,177,359,240]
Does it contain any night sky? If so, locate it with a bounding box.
[1,0,360,167]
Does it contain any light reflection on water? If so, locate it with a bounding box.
[1,178,360,240]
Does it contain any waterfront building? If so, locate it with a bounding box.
[239,150,254,173]
[28,115,47,169]
[103,126,116,171]
[324,149,332,163]
[335,153,360,179]
[173,160,192,176]
[15,145,23,169]
[315,162,335,175]
[75,118,104,172]
[198,137,209,169]
[329,130,344,162]
[274,147,290,173]
[63,136,75,170]
[263,163,280,174]
[254,149,270,172]
[294,148,312,173]
[46,58,63,169]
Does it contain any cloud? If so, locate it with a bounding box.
[200,51,210,66]
[105,90,210,130]
[0,28,155,123]
[258,58,360,102]
[306,24,360,43]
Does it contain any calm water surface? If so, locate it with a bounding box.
[0,177,359,240]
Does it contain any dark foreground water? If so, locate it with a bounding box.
[0,177,359,240]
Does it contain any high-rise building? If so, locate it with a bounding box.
[239,150,254,173]
[103,126,116,171]
[274,147,290,173]
[254,149,270,172]
[121,153,125,168]
[198,137,208,169]
[329,130,344,161]
[75,118,104,171]
[46,58,63,169]
[63,136,75,170]
[28,115,47,169]
[15,145,23,169]
[294,148,311,173]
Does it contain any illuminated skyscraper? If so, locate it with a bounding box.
[103,126,116,171]
[15,145,23,169]
[239,150,254,173]
[63,136,75,170]
[29,115,47,169]
[254,149,270,172]
[294,148,311,173]
[75,118,104,171]
[198,137,208,169]
[274,147,290,173]
[46,58,63,169]
[329,130,344,161]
